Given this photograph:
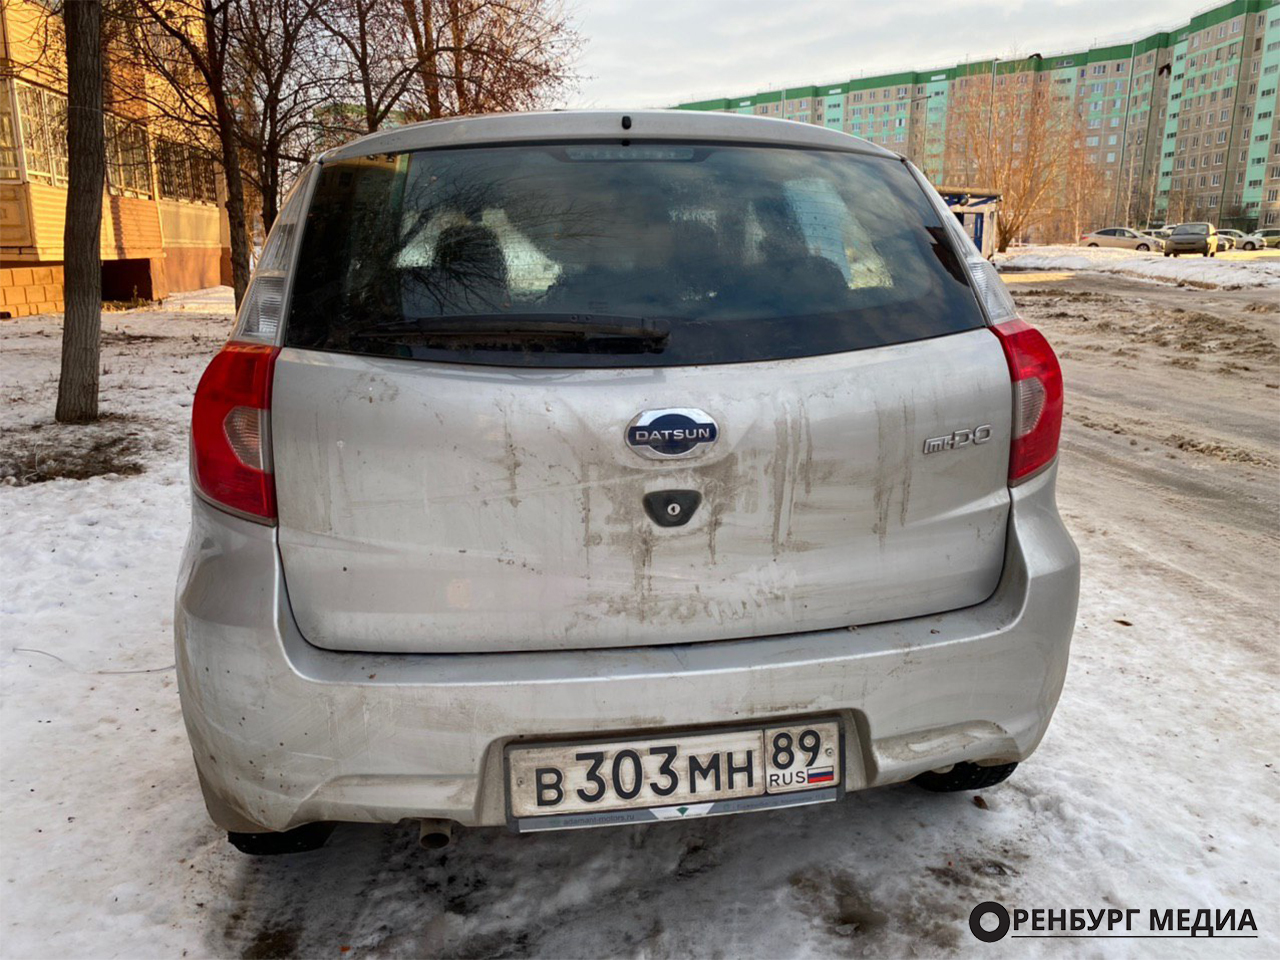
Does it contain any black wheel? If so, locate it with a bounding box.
[228,822,335,855]
[1163,252,1170,257]
[1087,242,1099,247]
[1244,242,1256,251]
[1136,243,1149,251]
[913,761,1018,793]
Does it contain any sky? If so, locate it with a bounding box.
[563,0,1222,108]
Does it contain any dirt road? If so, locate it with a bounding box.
[1015,274,1278,630]
[2,275,1277,958]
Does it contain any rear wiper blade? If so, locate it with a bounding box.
[351,314,671,342]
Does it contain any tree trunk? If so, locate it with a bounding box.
[403,0,442,118]
[197,1,252,306]
[57,0,106,424]
[218,114,254,306]
[260,140,279,235]
[448,0,466,114]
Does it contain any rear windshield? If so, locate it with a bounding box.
[285,142,984,368]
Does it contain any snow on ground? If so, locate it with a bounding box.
[1,282,1278,958]
[161,286,241,314]
[996,244,1280,289]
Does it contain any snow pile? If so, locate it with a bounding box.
[161,284,236,315]
[2,300,1278,957]
[997,244,1280,289]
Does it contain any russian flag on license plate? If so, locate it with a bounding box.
[807,767,835,784]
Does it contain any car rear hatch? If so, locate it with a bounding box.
[270,139,1014,654]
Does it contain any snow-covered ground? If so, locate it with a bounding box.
[1,282,1278,958]
[997,243,1280,289]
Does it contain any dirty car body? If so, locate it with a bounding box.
[175,111,1079,845]
[1165,222,1216,256]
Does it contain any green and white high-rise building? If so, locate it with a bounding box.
[677,0,1280,232]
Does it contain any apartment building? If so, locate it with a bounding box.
[0,0,230,318]
[678,0,1280,231]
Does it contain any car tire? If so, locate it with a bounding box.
[227,822,336,855]
[913,761,1018,793]
[1136,243,1149,251]
[1087,242,1099,247]
[1164,252,1170,257]
[1244,242,1256,251]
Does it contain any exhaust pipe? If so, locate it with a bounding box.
[418,818,454,850]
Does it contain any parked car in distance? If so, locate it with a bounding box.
[1164,222,1217,257]
[1216,229,1263,251]
[175,110,1079,855]
[1253,228,1280,248]
[1143,228,1172,242]
[1079,227,1161,251]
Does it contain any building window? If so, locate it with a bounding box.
[0,81,19,180]
[105,115,153,198]
[15,83,68,186]
[156,139,217,204]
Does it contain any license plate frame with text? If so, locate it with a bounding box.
[505,719,843,832]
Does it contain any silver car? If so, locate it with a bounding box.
[176,111,1079,854]
[1215,229,1262,251]
[1079,226,1161,251]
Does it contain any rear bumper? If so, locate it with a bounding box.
[175,466,1079,832]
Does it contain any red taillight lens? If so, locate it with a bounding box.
[191,342,280,521]
[991,319,1063,485]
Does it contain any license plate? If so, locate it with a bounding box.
[506,720,841,831]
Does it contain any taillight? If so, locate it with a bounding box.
[991,319,1063,485]
[191,342,280,521]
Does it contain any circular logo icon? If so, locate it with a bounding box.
[969,901,1011,942]
[626,408,719,459]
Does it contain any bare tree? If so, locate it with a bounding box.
[944,62,1076,251]
[115,0,254,305]
[57,0,106,423]
[230,0,328,231]
[315,0,420,135]
[399,0,579,119]
[314,0,578,140]
[1057,123,1109,241]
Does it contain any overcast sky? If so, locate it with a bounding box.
[562,0,1219,108]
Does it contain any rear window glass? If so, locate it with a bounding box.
[285,142,984,368]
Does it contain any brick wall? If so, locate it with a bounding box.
[1,264,64,318]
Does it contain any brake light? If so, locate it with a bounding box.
[191,342,280,521]
[991,319,1063,485]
